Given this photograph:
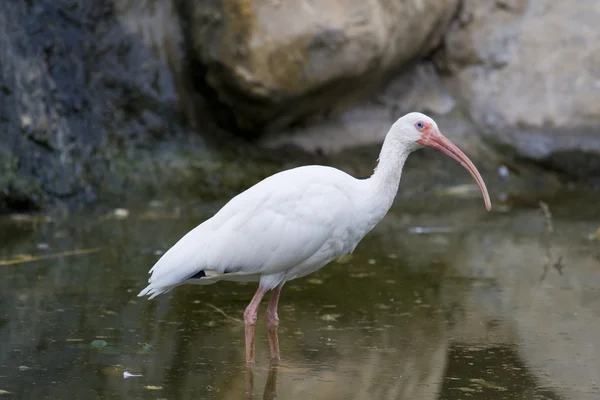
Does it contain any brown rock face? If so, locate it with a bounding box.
[182,0,459,133]
[438,0,600,180]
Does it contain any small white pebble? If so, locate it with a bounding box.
[21,115,32,127]
[320,314,340,322]
[113,208,130,219]
[368,259,376,265]
[498,165,509,178]
[37,243,49,250]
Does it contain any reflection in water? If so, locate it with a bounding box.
[0,194,598,399]
[440,345,561,400]
[244,361,278,400]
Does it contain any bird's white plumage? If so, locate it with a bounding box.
[139,165,391,299]
[137,112,492,366]
[138,113,435,299]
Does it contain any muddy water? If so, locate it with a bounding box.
[0,190,598,399]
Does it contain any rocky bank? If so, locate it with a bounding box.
[1,0,598,213]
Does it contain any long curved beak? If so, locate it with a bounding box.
[418,130,492,211]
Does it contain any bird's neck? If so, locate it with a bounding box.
[368,135,413,208]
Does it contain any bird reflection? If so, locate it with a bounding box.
[244,360,279,400]
[243,325,280,399]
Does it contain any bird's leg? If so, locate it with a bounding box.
[266,283,283,329]
[244,285,266,365]
[266,283,284,362]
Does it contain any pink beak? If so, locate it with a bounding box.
[418,129,492,211]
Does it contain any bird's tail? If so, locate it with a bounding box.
[137,283,175,300]
[137,268,217,300]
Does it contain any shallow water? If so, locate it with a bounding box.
[1,190,599,399]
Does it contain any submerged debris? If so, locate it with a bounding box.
[91,340,108,349]
[9,214,52,223]
[408,226,455,234]
[0,248,103,266]
[205,303,243,324]
[539,201,564,281]
[588,227,600,241]
[320,314,340,322]
[469,378,508,391]
[123,371,143,379]
[539,201,553,234]
[113,208,130,219]
[139,342,153,352]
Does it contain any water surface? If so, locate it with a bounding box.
[1,191,598,399]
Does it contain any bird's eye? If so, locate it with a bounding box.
[415,121,425,130]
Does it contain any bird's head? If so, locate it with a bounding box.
[392,112,492,211]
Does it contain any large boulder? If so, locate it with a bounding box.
[181,0,460,133]
[437,0,600,180]
[0,0,209,213]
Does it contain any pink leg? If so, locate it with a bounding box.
[266,283,284,362]
[265,283,283,329]
[244,286,266,365]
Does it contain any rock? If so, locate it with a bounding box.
[259,62,473,154]
[437,0,600,181]
[0,0,208,213]
[181,0,460,134]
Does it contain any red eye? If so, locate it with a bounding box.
[415,121,425,130]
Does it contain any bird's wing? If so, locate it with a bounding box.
[140,167,356,295]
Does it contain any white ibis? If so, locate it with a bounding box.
[138,112,491,364]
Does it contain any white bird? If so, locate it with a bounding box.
[138,112,491,364]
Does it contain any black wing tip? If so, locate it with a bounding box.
[189,270,206,280]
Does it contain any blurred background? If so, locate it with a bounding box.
[1,1,599,399]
